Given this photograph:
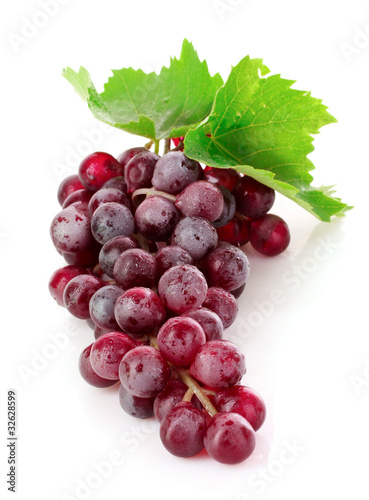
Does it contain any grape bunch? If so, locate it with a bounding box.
[49,145,290,465]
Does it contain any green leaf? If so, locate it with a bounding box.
[62,39,223,141]
[184,56,348,221]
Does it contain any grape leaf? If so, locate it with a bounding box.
[62,39,223,141]
[184,56,348,221]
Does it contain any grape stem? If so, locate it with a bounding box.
[163,138,170,155]
[145,140,154,150]
[132,187,176,204]
[148,335,218,417]
[154,140,160,155]
[175,367,218,417]
[169,140,184,152]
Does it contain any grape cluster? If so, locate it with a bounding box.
[49,145,290,465]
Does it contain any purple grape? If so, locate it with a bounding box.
[50,204,94,254]
[189,340,246,389]
[114,287,166,336]
[119,384,155,419]
[204,412,256,464]
[90,332,139,380]
[124,151,160,193]
[233,176,275,218]
[249,214,290,256]
[99,236,139,278]
[48,265,89,306]
[213,385,266,431]
[62,189,94,208]
[155,245,193,276]
[135,196,180,241]
[157,317,206,367]
[175,181,224,222]
[88,188,130,216]
[102,176,127,194]
[89,285,124,330]
[158,265,208,314]
[63,275,106,319]
[79,152,122,191]
[171,217,218,261]
[216,216,251,246]
[57,175,85,206]
[160,402,207,458]
[153,379,188,423]
[117,147,148,167]
[79,344,117,388]
[203,287,238,329]
[119,346,170,398]
[181,307,223,341]
[203,243,250,291]
[91,202,135,245]
[113,248,158,289]
[152,152,202,194]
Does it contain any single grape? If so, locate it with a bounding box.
[160,402,207,458]
[117,147,148,167]
[203,287,238,329]
[203,166,241,192]
[135,196,180,241]
[124,151,160,193]
[102,176,127,194]
[50,204,94,254]
[181,307,223,341]
[155,245,193,276]
[79,344,117,388]
[202,242,250,291]
[157,317,206,367]
[113,248,158,289]
[152,151,202,194]
[114,287,166,336]
[79,152,122,191]
[204,412,256,464]
[119,346,170,398]
[249,214,290,256]
[213,385,266,431]
[88,188,130,216]
[175,181,224,222]
[89,285,124,330]
[63,275,106,319]
[57,175,84,206]
[48,265,89,306]
[94,326,122,340]
[171,216,218,261]
[212,186,236,228]
[158,264,208,314]
[90,332,139,380]
[91,202,135,245]
[99,236,139,278]
[233,176,275,218]
[62,189,94,209]
[216,216,251,246]
[189,340,246,389]
[153,379,188,422]
[118,384,155,419]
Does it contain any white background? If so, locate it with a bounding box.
[1,1,369,499]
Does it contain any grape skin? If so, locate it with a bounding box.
[203,287,239,329]
[175,181,224,222]
[135,196,180,241]
[91,202,135,245]
[48,265,88,306]
[50,204,94,254]
[99,236,139,278]
[181,307,223,341]
[171,216,218,261]
[118,384,155,419]
[57,175,85,206]
[155,245,193,275]
[89,285,124,331]
[119,346,170,398]
[113,249,158,289]
[157,316,206,367]
[160,402,207,458]
[203,242,250,291]
[79,344,117,388]
[152,151,202,194]
[63,275,106,319]
[158,264,208,314]
[204,412,256,464]
[190,340,246,389]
